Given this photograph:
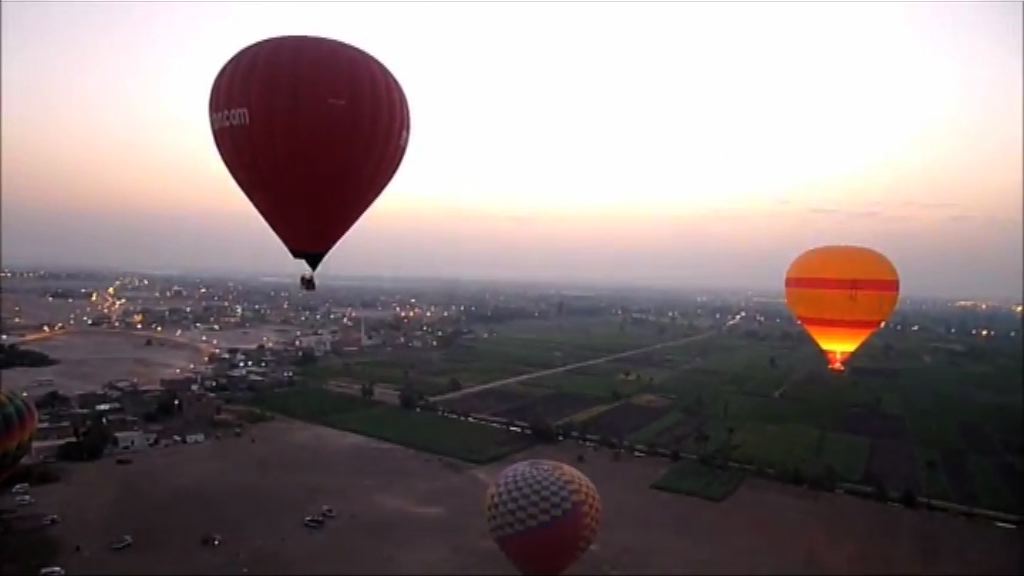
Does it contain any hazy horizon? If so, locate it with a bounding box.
[2,2,1021,301]
[1,259,1016,305]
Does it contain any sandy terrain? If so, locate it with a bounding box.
[177,325,300,350]
[2,330,206,395]
[2,294,93,335]
[17,419,1021,575]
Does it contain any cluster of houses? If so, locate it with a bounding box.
[26,341,306,463]
[29,377,231,463]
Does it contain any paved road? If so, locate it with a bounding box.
[431,329,719,402]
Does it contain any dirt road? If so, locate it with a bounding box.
[432,330,717,402]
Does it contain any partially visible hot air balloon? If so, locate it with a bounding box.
[785,245,900,372]
[485,460,601,575]
[209,36,410,290]
[1,390,39,481]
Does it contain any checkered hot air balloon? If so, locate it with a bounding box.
[1,390,39,481]
[485,460,601,575]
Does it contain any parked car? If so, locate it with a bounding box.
[43,514,61,526]
[321,505,336,519]
[11,483,30,494]
[15,495,35,506]
[303,515,324,529]
[110,534,134,551]
[38,567,65,576]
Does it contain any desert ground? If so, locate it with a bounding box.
[16,418,1021,575]
[173,324,302,350]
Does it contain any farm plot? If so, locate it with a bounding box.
[939,448,978,506]
[580,396,674,439]
[916,448,954,501]
[723,393,838,430]
[842,406,908,439]
[493,392,609,424]
[438,386,540,415]
[731,422,820,472]
[651,459,747,502]
[525,369,653,398]
[248,386,532,463]
[338,405,533,463]
[865,439,920,495]
[818,432,871,482]
[629,411,689,445]
[968,456,1022,514]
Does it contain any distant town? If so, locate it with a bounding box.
[1,266,1020,575]
[2,267,1021,462]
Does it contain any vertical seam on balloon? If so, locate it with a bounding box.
[348,49,387,243]
[238,42,280,247]
[264,40,295,253]
[283,38,316,255]
[381,68,410,199]
[356,57,397,237]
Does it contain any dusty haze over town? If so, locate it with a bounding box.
[1,1,1021,300]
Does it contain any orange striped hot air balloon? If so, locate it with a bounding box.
[785,245,900,372]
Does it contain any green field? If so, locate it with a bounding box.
[651,459,747,501]
[289,311,1021,513]
[337,406,533,463]
[629,411,685,445]
[969,455,1021,513]
[731,422,820,472]
[299,316,698,394]
[249,387,533,463]
[916,448,954,501]
[525,368,656,398]
[249,385,375,425]
[818,432,871,482]
[554,319,1021,512]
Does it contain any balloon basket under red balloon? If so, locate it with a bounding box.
[300,273,316,292]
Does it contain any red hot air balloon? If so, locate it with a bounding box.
[209,36,410,289]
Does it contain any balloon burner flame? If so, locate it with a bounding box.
[825,351,847,372]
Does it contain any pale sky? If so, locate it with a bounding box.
[2,1,1021,299]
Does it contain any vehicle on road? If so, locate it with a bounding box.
[303,515,324,529]
[110,534,134,551]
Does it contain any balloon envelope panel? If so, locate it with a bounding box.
[486,460,601,575]
[1,391,39,479]
[785,245,899,370]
